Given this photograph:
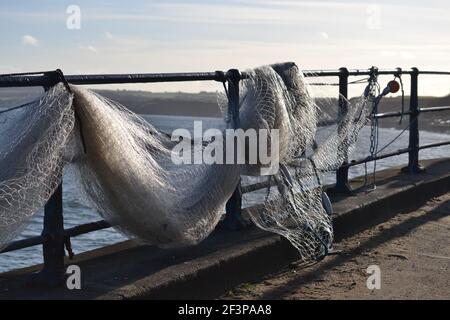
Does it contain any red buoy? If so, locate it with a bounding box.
[387,80,400,93]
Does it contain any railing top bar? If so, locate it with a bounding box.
[304,69,450,77]
[304,70,413,77]
[0,70,250,88]
[417,71,450,75]
[69,72,224,83]
[303,68,415,77]
[1,68,450,87]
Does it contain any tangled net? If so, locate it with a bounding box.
[235,63,370,261]
[0,62,371,263]
[0,85,74,247]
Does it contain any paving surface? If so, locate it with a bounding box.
[0,158,449,299]
[222,192,450,300]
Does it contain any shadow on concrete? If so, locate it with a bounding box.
[258,198,450,299]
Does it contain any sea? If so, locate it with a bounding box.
[1,114,449,272]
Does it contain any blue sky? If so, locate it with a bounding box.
[1,0,450,95]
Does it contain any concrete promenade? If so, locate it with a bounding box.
[0,158,449,299]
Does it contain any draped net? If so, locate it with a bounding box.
[0,62,370,263]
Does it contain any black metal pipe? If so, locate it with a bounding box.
[42,183,65,271]
[0,220,111,254]
[416,71,450,75]
[222,69,244,230]
[26,183,66,287]
[241,180,276,194]
[0,235,47,253]
[344,140,450,168]
[2,69,449,88]
[419,106,450,113]
[303,69,416,77]
[0,71,243,87]
[401,67,424,173]
[374,111,412,119]
[415,140,450,151]
[371,106,450,119]
[330,67,352,194]
[64,220,111,237]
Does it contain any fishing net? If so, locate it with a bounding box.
[67,85,240,248]
[0,84,74,249]
[0,62,371,263]
[219,63,371,261]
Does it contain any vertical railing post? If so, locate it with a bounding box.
[27,74,66,287]
[402,67,424,174]
[222,69,244,230]
[330,67,352,194]
[41,184,65,282]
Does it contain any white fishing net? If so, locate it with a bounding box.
[0,84,74,249]
[68,85,240,248]
[236,63,371,262]
[0,62,371,263]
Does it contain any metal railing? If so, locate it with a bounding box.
[1,66,450,286]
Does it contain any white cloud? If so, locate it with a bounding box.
[320,32,329,40]
[80,45,98,53]
[87,45,98,53]
[105,32,114,40]
[21,35,39,46]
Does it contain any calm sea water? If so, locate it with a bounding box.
[1,114,450,272]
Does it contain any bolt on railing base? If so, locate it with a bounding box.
[327,165,354,195]
[401,163,426,174]
[26,183,66,288]
[217,214,249,231]
[327,183,354,196]
[219,184,248,231]
[26,269,66,288]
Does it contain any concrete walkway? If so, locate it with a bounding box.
[0,158,449,299]
[222,192,450,299]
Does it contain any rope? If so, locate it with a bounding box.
[363,71,380,190]
[375,117,416,155]
[366,98,380,190]
[362,72,411,189]
[394,68,406,125]
[0,100,34,115]
[54,69,72,94]
[308,77,370,86]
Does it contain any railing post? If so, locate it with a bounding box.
[402,67,424,174]
[330,67,352,194]
[27,76,66,287]
[45,184,65,278]
[27,182,66,288]
[222,69,244,230]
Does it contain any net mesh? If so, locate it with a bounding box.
[68,85,240,248]
[0,84,74,249]
[0,63,371,263]
[234,63,370,261]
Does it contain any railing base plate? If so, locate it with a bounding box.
[217,215,250,231]
[401,164,426,174]
[26,269,66,288]
[327,184,355,196]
